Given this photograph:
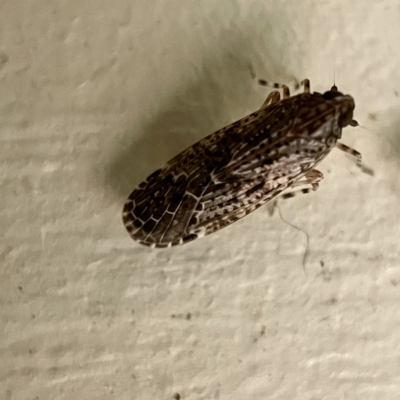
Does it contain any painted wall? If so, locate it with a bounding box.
[2,1,400,399]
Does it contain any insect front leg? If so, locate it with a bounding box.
[335,142,362,163]
[336,142,373,175]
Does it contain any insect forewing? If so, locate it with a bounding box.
[122,86,356,248]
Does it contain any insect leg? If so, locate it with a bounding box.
[259,82,292,109]
[301,79,310,93]
[266,186,312,217]
[336,142,372,175]
[259,90,281,110]
[280,187,313,200]
[335,142,362,163]
[268,169,323,212]
[266,184,314,216]
[258,80,287,88]
[282,85,291,99]
[258,79,301,91]
[290,169,324,191]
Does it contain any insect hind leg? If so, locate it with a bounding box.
[267,169,324,217]
[280,187,313,201]
[267,185,312,216]
[290,169,324,191]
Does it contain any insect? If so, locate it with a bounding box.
[122,79,361,248]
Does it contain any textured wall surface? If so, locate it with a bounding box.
[1,1,400,399]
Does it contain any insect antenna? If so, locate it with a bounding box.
[332,63,337,91]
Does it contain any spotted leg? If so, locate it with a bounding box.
[279,169,324,202]
[258,78,303,92]
[289,169,324,191]
[335,142,374,176]
[335,142,362,163]
[259,91,280,110]
[259,78,311,110]
[259,85,292,110]
[266,169,323,215]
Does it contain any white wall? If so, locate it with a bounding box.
[1,1,400,399]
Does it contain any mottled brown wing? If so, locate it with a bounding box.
[123,83,359,248]
[122,98,314,248]
[213,94,337,181]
